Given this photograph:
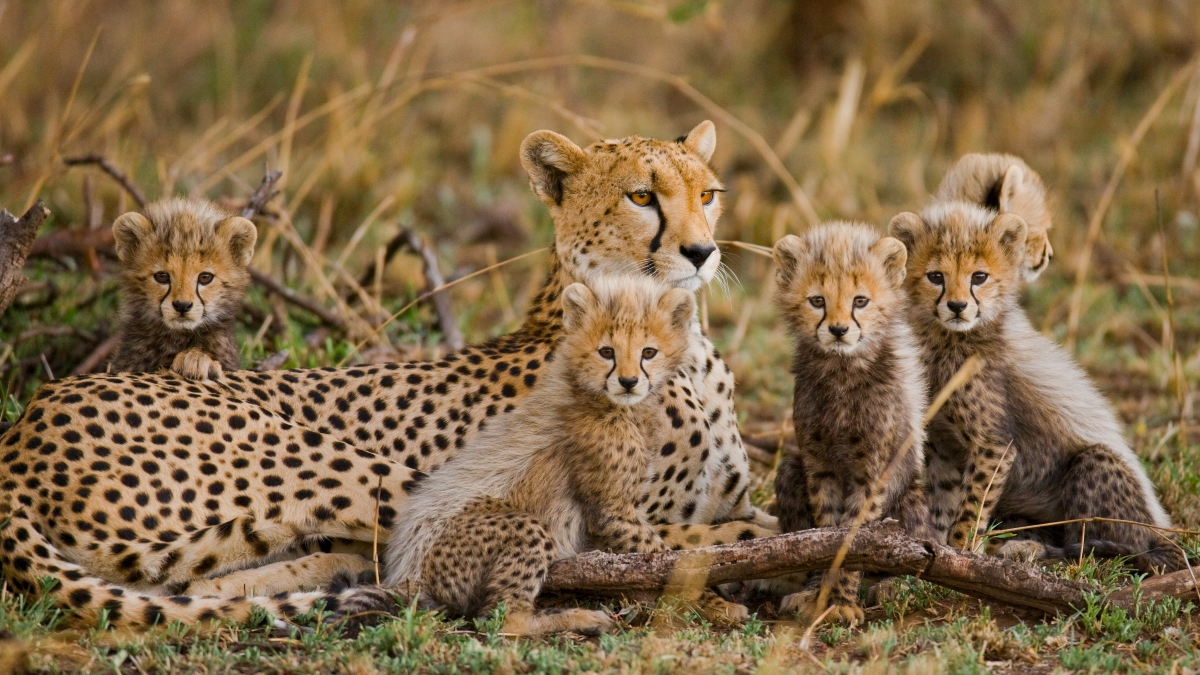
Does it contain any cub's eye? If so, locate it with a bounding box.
[598,347,615,359]
[971,272,989,285]
[853,296,869,308]
[926,272,944,285]
[700,190,715,205]
[153,272,170,284]
[641,347,658,360]
[198,272,215,285]
[629,191,654,207]
[808,296,825,309]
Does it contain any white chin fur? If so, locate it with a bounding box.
[821,340,861,355]
[607,390,648,406]
[939,316,978,332]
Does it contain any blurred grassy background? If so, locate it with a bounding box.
[2,1,1200,671]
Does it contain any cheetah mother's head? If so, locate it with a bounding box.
[520,122,723,292]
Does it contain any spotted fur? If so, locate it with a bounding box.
[109,198,256,381]
[772,223,931,624]
[889,202,1181,572]
[0,123,769,629]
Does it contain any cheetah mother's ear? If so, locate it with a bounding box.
[520,130,587,208]
[112,212,152,263]
[658,287,696,331]
[561,282,596,331]
[681,120,717,163]
[217,216,258,268]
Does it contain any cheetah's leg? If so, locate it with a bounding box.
[423,511,613,637]
[1059,445,1183,573]
[943,380,1018,551]
[925,445,962,543]
[182,553,374,597]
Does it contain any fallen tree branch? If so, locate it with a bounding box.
[400,228,463,351]
[0,201,52,318]
[63,153,148,208]
[543,521,1149,615]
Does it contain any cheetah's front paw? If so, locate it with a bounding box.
[780,589,864,626]
[993,539,1047,564]
[694,590,748,626]
[171,349,223,381]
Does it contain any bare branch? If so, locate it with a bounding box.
[0,201,52,318]
[239,170,283,219]
[396,228,464,351]
[63,153,148,208]
[248,267,348,333]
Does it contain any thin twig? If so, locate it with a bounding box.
[969,440,1014,552]
[248,267,348,332]
[63,154,148,207]
[70,334,119,376]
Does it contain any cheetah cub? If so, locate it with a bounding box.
[110,197,256,380]
[889,203,1182,572]
[935,153,1053,280]
[772,223,931,625]
[383,276,747,636]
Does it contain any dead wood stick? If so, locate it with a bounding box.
[239,170,283,219]
[0,201,52,318]
[63,154,148,208]
[248,267,348,332]
[544,520,1104,615]
[398,228,463,351]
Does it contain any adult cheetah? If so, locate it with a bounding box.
[0,121,773,628]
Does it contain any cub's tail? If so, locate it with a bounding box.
[0,505,395,629]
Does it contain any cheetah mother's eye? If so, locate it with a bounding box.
[629,191,654,207]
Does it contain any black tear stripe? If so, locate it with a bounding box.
[645,198,669,276]
[969,285,981,320]
[933,285,946,318]
[814,307,827,340]
[196,280,206,316]
[851,306,862,333]
[983,177,1003,211]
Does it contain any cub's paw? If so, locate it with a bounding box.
[320,586,399,635]
[993,539,1047,564]
[171,349,223,381]
[780,590,864,626]
[695,591,748,626]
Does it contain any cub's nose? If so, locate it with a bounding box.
[618,376,639,392]
[173,301,194,314]
[828,325,849,339]
[947,301,968,315]
[679,243,716,270]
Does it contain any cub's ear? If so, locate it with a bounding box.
[998,163,1025,214]
[987,213,1028,265]
[561,283,596,331]
[871,236,908,287]
[520,130,587,207]
[887,212,924,253]
[659,287,696,331]
[772,234,807,287]
[218,216,258,268]
[112,212,152,262]
[681,120,717,163]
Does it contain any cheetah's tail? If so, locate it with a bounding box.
[0,506,396,629]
